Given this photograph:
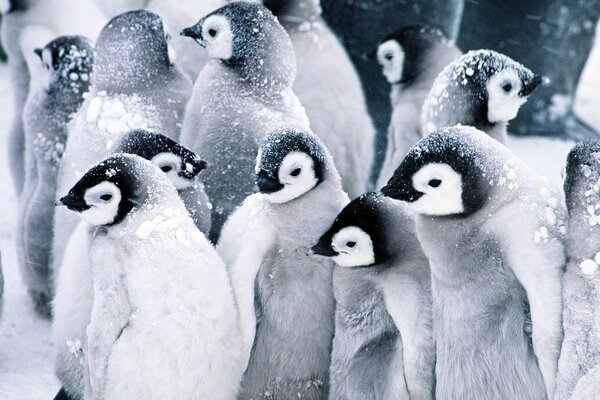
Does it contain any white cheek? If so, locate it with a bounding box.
[0,0,10,14]
[262,173,318,204]
[79,203,119,226]
[262,152,319,204]
[41,67,53,92]
[410,163,464,216]
[486,70,526,123]
[377,40,404,84]
[204,16,233,60]
[332,251,375,268]
[331,227,375,267]
[169,174,193,190]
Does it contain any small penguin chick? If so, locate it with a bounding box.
[255,128,326,204]
[421,49,548,144]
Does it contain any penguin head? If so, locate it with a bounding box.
[115,130,208,190]
[381,125,492,217]
[34,35,94,94]
[255,128,327,204]
[376,25,450,85]
[181,2,295,85]
[57,155,143,226]
[94,10,173,90]
[312,193,391,267]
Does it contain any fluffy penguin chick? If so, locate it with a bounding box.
[421,49,547,144]
[556,140,600,400]
[180,1,310,242]
[56,154,243,400]
[218,128,348,399]
[53,9,192,285]
[381,125,566,400]
[265,0,375,198]
[52,129,209,400]
[311,192,434,400]
[16,35,93,316]
[375,25,462,189]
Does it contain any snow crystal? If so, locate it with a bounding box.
[580,259,599,275]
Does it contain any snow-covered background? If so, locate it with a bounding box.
[0,21,599,400]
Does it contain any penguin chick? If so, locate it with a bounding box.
[421,50,547,144]
[381,125,566,400]
[265,0,376,198]
[56,154,243,400]
[556,140,600,400]
[180,1,310,242]
[53,9,192,288]
[52,129,209,400]
[311,192,434,400]
[218,128,347,399]
[375,25,462,189]
[17,34,93,316]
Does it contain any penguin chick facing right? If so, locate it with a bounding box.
[421,49,547,144]
[311,192,434,400]
[375,25,461,189]
[381,125,566,400]
[56,153,243,400]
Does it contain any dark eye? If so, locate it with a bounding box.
[384,53,393,61]
[100,194,112,201]
[502,82,513,93]
[346,241,356,248]
[161,165,173,173]
[208,28,217,38]
[290,168,301,177]
[428,179,442,188]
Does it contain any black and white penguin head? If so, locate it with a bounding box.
[34,35,94,94]
[57,155,144,226]
[94,10,173,89]
[381,125,493,217]
[115,130,208,190]
[376,25,450,85]
[312,193,391,267]
[255,128,327,204]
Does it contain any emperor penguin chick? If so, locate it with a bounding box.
[52,130,209,400]
[57,154,243,400]
[17,35,93,316]
[180,1,310,242]
[311,192,434,400]
[375,25,461,189]
[265,0,376,198]
[421,50,547,144]
[381,125,566,400]
[556,140,600,400]
[53,9,192,283]
[218,128,348,399]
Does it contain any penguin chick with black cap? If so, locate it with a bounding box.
[375,25,461,189]
[421,50,548,144]
[381,125,566,400]
[312,192,434,400]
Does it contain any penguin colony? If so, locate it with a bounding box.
[1,1,599,400]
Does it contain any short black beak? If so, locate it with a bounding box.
[181,23,205,46]
[380,183,423,202]
[192,157,208,173]
[310,242,339,257]
[34,48,43,59]
[256,170,284,194]
[520,74,549,97]
[56,193,88,211]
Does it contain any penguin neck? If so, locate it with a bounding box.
[482,122,508,144]
[275,0,322,25]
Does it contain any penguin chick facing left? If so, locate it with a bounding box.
[421,50,547,144]
[381,125,566,400]
[311,192,434,400]
[218,128,348,400]
[56,154,243,400]
[17,34,94,316]
[52,129,210,400]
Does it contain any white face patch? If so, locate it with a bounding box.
[80,182,122,225]
[377,40,404,84]
[0,0,9,14]
[262,152,319,204]
[331,226,375,267]
[151,152,191,190]
[486,69,526,123]
[40,48,54,91]
[163,24,177,65]
[409,163,464,216]
[202,15,233,60]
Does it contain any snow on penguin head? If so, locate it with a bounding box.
[181,2,296,87]
[262,0,322,21]
[94,10,174,91]
[34,35,94,94]
[421,50,547,142]
[381,125,519,217]
[114,130,208,190]
[255,128,329,204]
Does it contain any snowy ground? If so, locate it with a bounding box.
[0,27,600,400]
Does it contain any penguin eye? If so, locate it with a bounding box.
[346,241,356,248]
[100,194,113,201]
[161,165,173,173]
[502,82,513,93]
[165,33,172,41]
[384,53,393,61]
[428,179,442,188]
[290,168,301,177]
[208,28,218,38]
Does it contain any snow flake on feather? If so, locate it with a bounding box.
[134,207,203,254]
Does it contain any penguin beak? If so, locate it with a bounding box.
[179,157,208,180]
[519,75,550,97]
[310,241,339,257]
[56,193,89,212]
[256,170,284,194]
[181,22,206,47]
[34,48,43,60]
[380,182,423,202]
